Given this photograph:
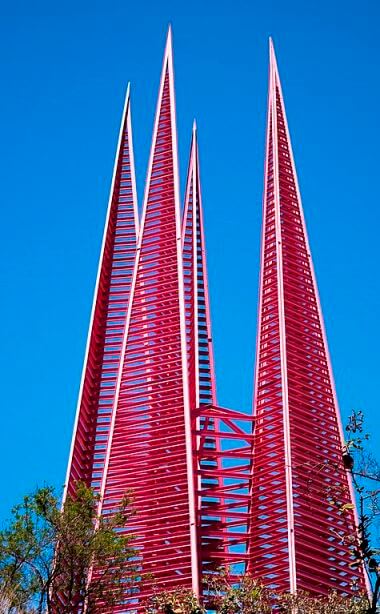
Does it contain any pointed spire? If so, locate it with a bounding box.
[182,125,217,409]
[249,42,368,596]
[63,84,139,502]
[166,23,173,45]
[182,125,227,580]
[268,36,275,63]
[96,31,200,600]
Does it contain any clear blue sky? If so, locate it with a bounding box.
[0,0,379,519]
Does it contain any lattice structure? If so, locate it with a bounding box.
[182,123,217,411]
[182,124,219,575]
[249,40,367,596]
[182,127,254,580]
[95,29,199,610]
[64,85,139,500]
[196,404,254,578]
[63,29,369,612]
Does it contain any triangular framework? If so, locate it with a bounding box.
[182,125,222,574]
[64,85,139,501]
[96,29,199,609]
[249,40,368,595]
[182,126,255,583]
[61,31,372,611]
[182,123,217,411]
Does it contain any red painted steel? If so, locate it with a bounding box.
[64,85,139,501]
[182,123,217,411]
[196,404,254,579]
[61,30,370,611]
[181,127,254,582]
[182,125,217,574]
[95,29,199,611]
[249,40,367,596]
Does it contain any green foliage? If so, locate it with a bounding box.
[345,410,370,452]
[148,571,370,613]
[204,570,271,613]
[277,590,369,613]
[147,587,205,614]
[0,483,136,613]
[344,409,380,613]
[0,486,57,612]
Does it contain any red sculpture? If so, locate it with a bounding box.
[63,30,368,610]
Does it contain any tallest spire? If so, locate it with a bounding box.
[249,40,367,596]
[96,27,200,605]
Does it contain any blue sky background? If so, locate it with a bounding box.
[0,0,379,519]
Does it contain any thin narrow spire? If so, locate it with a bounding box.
[268,36,275,60]
[166,23,173,45]
[182,125,228,580]
[182,125,217,409]
[63,83,139,502]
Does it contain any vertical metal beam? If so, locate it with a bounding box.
[168,31,200,597]
[270,39,297,594]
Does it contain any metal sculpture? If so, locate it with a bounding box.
[64,84,139,501]
[182,124,254,581]
[249,39,367,596]
[63,30,368,610]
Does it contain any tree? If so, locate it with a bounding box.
[344,410,380,613]
[0,483,136,613]
[276,590,369,613]
[147,587,205,614]
[204,571,272,613]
